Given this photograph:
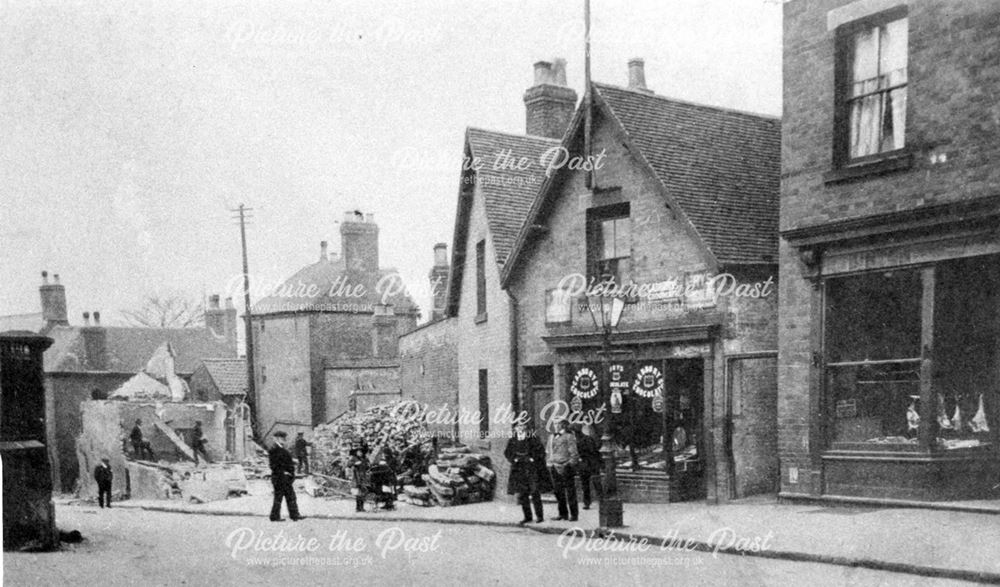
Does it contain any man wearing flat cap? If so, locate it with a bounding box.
[268,431,303,521]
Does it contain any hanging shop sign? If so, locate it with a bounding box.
[652,394,665,413]
[571,366,600,399]
[608,363,629,414]
[633,364,664,399]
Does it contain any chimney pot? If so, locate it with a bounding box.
[41,270,49,284]
[83,312,90,325]
[628,58,648,91]
[93,311,101,326]
[209,294,221,309]
[225,297,235,309]
[320,240,329,261]
[433,243,448,267]
[53,273,61,284]
[551,58,568,86]
[533,61,554,85]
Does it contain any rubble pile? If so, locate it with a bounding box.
[242,442,271,480]
[310,402,429,477]
[403,445,495,507]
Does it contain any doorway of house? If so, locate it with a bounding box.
[726,354,779,498]
[524,366,554,435]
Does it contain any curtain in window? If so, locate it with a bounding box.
[881,19,908,151]
[849,27,880,158]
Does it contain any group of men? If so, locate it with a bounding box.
[505,419,603,524]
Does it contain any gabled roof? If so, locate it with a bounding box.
[500,83,780,284]
[445,128,560,315]
[44,325,236,374]
[198,358,248,396]
[465,128,561,267]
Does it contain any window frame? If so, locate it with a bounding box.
[830,5,911,177]
[478,369,489,437]
[586,202,632,285]
[475,239,487,321]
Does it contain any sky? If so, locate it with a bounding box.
[0,0,783,328]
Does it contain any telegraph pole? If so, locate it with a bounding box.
[232,204,258,437]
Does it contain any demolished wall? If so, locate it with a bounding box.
[75,399,235,500]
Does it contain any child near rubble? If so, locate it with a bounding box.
[94,457,113,508]
[348,440,370,512]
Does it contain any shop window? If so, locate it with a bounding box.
[587,203,631,285]
[931,256,998,449]
[834,9,908,166]
[825,269,922,446]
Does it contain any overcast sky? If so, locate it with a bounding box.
[0,0,782,327]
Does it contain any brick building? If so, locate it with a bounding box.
[500,61,781,503]
[251,212,419,438]
[779,0,1000,501]
[8,272,239,491]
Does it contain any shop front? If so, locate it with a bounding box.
[528,326,725,504]
[785,203,1000,501]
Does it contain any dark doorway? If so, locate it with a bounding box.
[663,358,706,501]
[524,366,554,435]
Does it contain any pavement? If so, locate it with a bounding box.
[58,483,1000,585]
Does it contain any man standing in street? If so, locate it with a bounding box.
[574,424,603,510]
[269,431,303,521]
[294,431,312,476]
[94,457,113,508]
[547,419,580,522]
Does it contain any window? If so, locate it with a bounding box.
[823,256,1000,450]
[587,203,631,284]
[836,11,908,164]
[478,369,489,437]
[475,239,487,319]
[825,269,922,446]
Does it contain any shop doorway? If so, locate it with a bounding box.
[726,354,779,498]
[663,358,706,501]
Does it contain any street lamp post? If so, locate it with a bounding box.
[586,276,628,529]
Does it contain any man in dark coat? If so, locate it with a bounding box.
[504,423,549,524]
[269,431,303,521]
[192,420,210,465]
[574,424,604,509]
[294,432,312,475]
[94,457,113,508]
[130,419,155,461]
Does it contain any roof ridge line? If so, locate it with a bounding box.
[466,126,562,142]
[593,82,781,122]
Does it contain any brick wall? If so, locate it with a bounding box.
[398,317,458,436]
[323,366,400,420]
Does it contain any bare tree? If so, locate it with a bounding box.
[120,292,205,328]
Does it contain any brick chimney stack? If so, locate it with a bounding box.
[628,58,652,93]
[340,210,379,276]
[81,309,107,370]
[523,58,577,139]
[39,270,68,328]
[429,243,449,322]
[205,294,238,352]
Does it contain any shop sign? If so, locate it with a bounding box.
[570,367,600,399]
[633,364,664,399]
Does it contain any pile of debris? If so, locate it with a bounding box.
[242,442,271,480]
[402,445,495,507]
[125,460,249,503]
[310,401,430,477]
